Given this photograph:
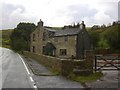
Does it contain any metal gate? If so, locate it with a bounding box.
[95,54,120,71]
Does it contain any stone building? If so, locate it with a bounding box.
[30,20,91,59]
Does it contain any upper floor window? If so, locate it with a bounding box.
[64,36,68,42]
[60,49,67,55]
[33,34,35,41]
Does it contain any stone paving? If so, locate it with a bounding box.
[24,57,54,76]
[23,56,85,88]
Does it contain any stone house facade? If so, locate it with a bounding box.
[30,20,91,59]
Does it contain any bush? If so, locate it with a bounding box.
[89,24,120,53]
[88,30,100,49]
[10,23,36,51]
[103,25,120,51]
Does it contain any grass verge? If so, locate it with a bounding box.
[0,45,11,49]
[67,71,104,83]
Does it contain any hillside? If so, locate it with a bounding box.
[88,24,120,53]
[0,29,13,48]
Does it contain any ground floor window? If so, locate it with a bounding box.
[32,46,35,52]
[60,49,67,55]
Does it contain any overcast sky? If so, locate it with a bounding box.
[0,0,119,30]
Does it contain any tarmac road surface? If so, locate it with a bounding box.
[0,47,85,89]
[0,47,36,89]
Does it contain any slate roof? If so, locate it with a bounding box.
[45,27,82,37]
[44,27,56,32]
[54,28,82,36]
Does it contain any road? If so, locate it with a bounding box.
[0,47,36,89]
[0,47,85,89]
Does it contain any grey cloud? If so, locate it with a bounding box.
[2,3,25,15]
[2,3,26,29]
[103,2,118,20]
[67,4,98,22]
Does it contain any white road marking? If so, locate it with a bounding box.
[18,54,38,89]
[30,77,34,82]
[18,54,30,75]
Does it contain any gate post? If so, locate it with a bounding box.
[84,50,95,73]
[95,56,97,72]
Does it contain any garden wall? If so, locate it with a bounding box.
[23,51,73,75]
[95,49,111,55]
[23,50,94,75]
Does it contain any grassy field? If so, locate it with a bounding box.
[52,27,91,30]
[0,29,13,48]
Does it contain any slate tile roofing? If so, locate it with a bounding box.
[44,27,82,37]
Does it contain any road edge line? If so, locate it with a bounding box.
[17,54,38,90]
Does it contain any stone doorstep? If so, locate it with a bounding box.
[24,58,57,76]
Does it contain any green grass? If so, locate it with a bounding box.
[67,72,103,83]
[2,39,10,43]
[52,27,63,30]
[0,29,13,49]
[0,45,11,49]
[0,29,13,38]
[86,27,91,31]
[33,68,38,71]
[73,59,81,61]
[26,59,32,62]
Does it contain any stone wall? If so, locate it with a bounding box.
[23,51,73,75]
[95,49,111,55]
[23,50,94,75]
[73,50,94,75]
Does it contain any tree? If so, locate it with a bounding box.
[10,22,36,51]
[88,30,100,49]
[103,25,120,51]
[104,26,120,50]
[101,24,106,28]
[91,25,100,30]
